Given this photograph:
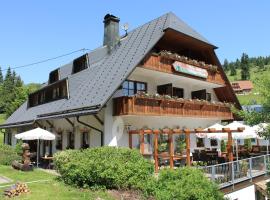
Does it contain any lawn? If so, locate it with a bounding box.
[226,66,270,105]
[0,165,114,200]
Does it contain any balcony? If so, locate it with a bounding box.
[141,52,225,86]
[113,96,233,119]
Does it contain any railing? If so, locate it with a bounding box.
[141,54,225,85]
[200,154,270,189]
[113,96,233,119]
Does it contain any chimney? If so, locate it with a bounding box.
[103,14,120,50]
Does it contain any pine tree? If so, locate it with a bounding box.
[223,59,229,71]
[0,66,3,84]
[229,63,236,76]
[240,53,250,80]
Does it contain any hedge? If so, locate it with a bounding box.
[0,144,20,165]
[54,147,154,189]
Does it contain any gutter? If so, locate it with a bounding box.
[76,116,104,146]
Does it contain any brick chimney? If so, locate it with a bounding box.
[103,14,120,50]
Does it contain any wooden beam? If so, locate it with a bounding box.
[169,131,174,169]
[227,130,233,162]
[94,115,104,126]
[154,130,159,173]
[140,130,144,155]
[184,129,191,166]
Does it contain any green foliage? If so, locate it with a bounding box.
[175,135,186,153]
[0,143,20,165]
[244,139,252,151]
[240,53,250,80]
[15,140,23,154]
[54,147,154,189]
[0,68,41,117]
[146,168,224,200]
[221,140,226,152]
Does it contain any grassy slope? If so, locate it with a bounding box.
[0,165,113,200]
[226,66,270,105]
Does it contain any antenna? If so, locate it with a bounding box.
[122,23,129,36]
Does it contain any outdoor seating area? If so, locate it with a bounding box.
[128,122,269,172]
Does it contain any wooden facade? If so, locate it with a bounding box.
[141,54,225,86]
[113,96,233,119]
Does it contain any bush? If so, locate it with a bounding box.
[139,167,224,200]
[54,147,154,189]
[0,144,20,165]
[154,168,224,200]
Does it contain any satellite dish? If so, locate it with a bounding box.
[122,23,129,36]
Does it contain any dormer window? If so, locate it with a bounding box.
[28,79,68,107]
[72,54,89,74]
[49,69,60,84]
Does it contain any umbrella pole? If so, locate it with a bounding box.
[37,139,39,168]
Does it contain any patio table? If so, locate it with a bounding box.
[41,156,53,169]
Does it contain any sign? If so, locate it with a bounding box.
[172,61,208,79]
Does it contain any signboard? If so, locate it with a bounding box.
[172,61,208,79]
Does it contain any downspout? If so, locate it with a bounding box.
[76,116,104,146]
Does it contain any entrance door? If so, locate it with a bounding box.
[157,83,173,96]
[191,89,206,100]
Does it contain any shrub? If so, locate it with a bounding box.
[0,144,20,165]
[54,147,154,189]
[142,167,224,200]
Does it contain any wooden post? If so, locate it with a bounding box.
[154,130,159,173]
[169,131,174,169]
[226,129,233,162]
[184,129,191,166]
[129,131,132,149]
[140,130,144,155]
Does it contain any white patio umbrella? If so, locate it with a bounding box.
[253,123,269,154]
[15,128,56,167]
[196,123,226,139]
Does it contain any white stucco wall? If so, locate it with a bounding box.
[122,67,220,102]
[224,185,256,200]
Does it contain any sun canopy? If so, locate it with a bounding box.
[15,127,55,140]
[196,121,257,140]
[225,121,257,140]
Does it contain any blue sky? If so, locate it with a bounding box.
[0,1,269,84]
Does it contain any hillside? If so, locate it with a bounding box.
[225,65,270,105]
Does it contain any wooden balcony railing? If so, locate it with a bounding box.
[141,54,225,85]
[113,96,233,119]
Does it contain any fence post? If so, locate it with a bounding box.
[231,162,235,190]
[249,158,253,182]
[264,155,267,176]
[211,165,216,181]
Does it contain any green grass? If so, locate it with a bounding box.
[0,165,114,200]
[226,66,270,105]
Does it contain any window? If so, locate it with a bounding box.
[81,132,89,149]
[5,131,12,145]
[67,132,74,149]
[196,138,204,147]
[210,139,217,146]
[49,69,59,84]
[122,80,147,96]
[206,93,211,101]
[72,54,89,74]
[173,87,184,98]
[56,131,62,150]
[28,79,68,107]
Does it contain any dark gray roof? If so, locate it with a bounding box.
[2,12,215,128]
